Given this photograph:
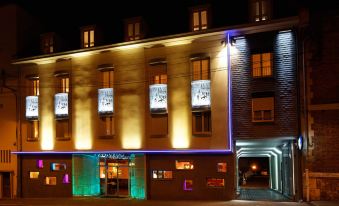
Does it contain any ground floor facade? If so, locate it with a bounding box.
[19,153,235,200]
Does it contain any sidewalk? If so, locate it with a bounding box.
[310,201,339,206]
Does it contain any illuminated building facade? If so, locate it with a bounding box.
[11,0,304,201]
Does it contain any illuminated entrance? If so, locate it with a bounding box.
[236,138,297,201]
[99,157,130,197]
[99,154,133,197]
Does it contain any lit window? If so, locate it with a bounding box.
[83,29,95,48]
[176,160,194,170]
[152,170,173,179]
[149,62,168,114]
[30,172,39,179]
[192,59,209,80]
[252,0,269,22]
[45,177,57,185]
[26,77,39,140]
[252,97,274,122]
[98,69,114,137]
[193,111,211,134]
[59,76,69,93]
[51,163,67,171]
[127,21,141,41]
[252,53,273,78]
[206,178,225,187]
[192,9,208,31]
[217,163,227,173]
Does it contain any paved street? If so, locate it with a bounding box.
[0,198,310,206]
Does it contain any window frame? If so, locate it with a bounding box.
[192,111,212,135]
[41,33,54,54]
[191,5,210,31]
[81,26,95,48]
[251,52,273,78]
[250,0,270,22]
[26,76,40,141]
[125,17,143,41]
[252,96,274,122]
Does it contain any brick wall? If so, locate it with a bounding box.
[232,31,298,139]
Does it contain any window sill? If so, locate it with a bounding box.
[150,134,168,138]
[98,135,114,139]
[193,133,211,137]
[56,137,71,141]
[27,138,39,142]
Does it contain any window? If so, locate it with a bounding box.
[206,178,225,187]
[217,163,227,173]
[152,170,173,179]
[51,163,66,171]
[192,59,209,80]
[251,0,270,22]
[82,28,95,48]
[175,160,194,170]
[125,17,143,41]
[127,22,140,41]
[252,97,274,122]
[149,62,168,114]
[252,53,273,78]
[192,8,208,31]
[55,74,71,139]
[41,33,54,54]
[193,111,211,135]
[29,172,39,179]
[26,77,39,140]
[98,69,114,137]
[45,177,57,185]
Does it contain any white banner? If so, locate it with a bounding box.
[55,93,68,118]
[150,84,167,113]
[191,80,211,109]
[26,96,39,120]
[98,88,114,114]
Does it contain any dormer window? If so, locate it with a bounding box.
[191,6,209,31]
[250,0,271,22]
[125,17,143,41]
[41,33,54,54]
[81,26,95,48]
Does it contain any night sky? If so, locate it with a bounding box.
[1,0,332,57]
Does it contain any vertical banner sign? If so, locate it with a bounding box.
[55,93,68,118]
[149,84,167,113]
[191,80,211,110]
[26,96,39,120]
[98,88,114,114]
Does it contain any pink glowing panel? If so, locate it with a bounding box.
[184,179,193,191]
[37,160,43,168]
[63,174,70,184]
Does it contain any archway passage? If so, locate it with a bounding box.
[236,138,296,201]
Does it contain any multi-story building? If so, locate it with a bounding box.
[0,3,40,198]
[299,4,339,201]
[11,0,304,201]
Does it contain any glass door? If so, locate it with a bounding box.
[99,158,130,197]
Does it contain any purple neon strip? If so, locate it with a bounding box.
[12,149,232,155]
[227,33,233,152]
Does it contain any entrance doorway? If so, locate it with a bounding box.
[236,138,296,201]
[99,158,130,197]
[0,172,11,198]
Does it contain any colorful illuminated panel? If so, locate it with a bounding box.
[191,80,211,110]
[98,88,114,114]
[175,160,194,170]
[51,163,66,171]
[149,84,167,113]
[26,96,39,120]
[54,93,68,118]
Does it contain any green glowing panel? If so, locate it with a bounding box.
[130,154,146,199]
[72,154,100,196]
